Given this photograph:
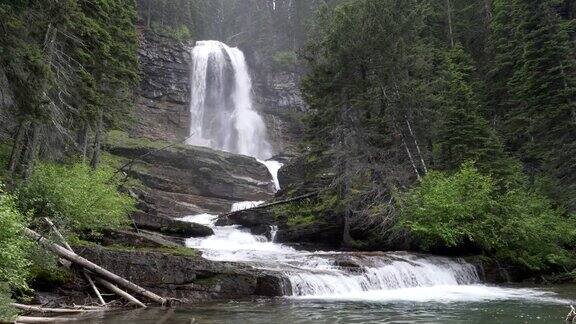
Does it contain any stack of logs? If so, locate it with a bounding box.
[12,218,171,323]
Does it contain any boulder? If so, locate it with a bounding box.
[131,211,213,237]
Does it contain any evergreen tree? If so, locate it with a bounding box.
[436,45,508,175]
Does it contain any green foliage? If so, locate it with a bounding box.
[272,51,298,71]
[106,130,175,150]
[0,183,30,321]
[18,162,135,232]
[151,22,192,41]
[0,283,18,323]
[274,199,321,227]
[0,185,31,291]
[399,162,576,271]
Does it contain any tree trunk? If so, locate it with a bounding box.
[446,0,455,48]
[405,117,428,175]
[21,122,40,180]
[77,121,89,163]
[342,208,353,249]
[7,120,30,177]
[41,218,145,308]
[24,228,167,306]
[92,277,146,308]
[90,110,103,170]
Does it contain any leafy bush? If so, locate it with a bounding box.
[0,184,30,321]
[399,162,576,271]
[272,51,298,71]
[18,162,135,232]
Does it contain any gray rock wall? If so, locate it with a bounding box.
[133,32,192,142]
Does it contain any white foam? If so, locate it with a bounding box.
[294,285,572,304]
[257,159,283,191]
[231,201,264,212]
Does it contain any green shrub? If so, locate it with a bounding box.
[399,162,576,271]
[18,162,135,232]
[272,51,298,71]
[0,184,30,321]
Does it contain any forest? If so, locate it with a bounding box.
[0,0,575,322]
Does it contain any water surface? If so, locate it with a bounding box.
[84,285,575,323]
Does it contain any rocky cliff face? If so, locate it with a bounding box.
[106,132,275,218]
[133,32,191,142]
[254,71,306,155]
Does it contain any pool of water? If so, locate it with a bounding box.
[79,284,574,323]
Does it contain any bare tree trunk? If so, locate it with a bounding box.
[90,110,103,170]
[342,208,353,249]
[400,130,421,182]
[42,218,145,308]
[24,228,167,305]
[147,0,152,28]
[446,0,455,48]
[7,120,30,177]
[22,122,40,180]
[405,117,428,175]
[77,121,89,163]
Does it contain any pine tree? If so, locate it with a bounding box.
[436,45,510,176]
[503,0,576,208]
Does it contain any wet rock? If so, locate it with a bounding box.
[106,132,276,217]
[75,246,288,301]
[131,211,214,237]
[97,229,181,248]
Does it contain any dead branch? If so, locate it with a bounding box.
[23,228,167,306]
[92,277,146,308]
[13,315,81,323]
[219,191,319,218]
[10,303,103,314]
[566,305,576,323]
[42,218,106,306]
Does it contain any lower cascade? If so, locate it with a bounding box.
[181,210,485,299]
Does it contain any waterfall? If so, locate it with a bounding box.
[187,40,272,159]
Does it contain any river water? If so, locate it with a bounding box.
[84,285,575,323]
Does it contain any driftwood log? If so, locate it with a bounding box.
[13,316,81,323]
[23,228,167,305]
[566,305,576,323]
[42,218,146,308]
[219,191,319,219]
[42,218,106,306]
[10,303,103,314]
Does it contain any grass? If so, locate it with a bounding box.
[106,244,199,258]
[106,130,186,150]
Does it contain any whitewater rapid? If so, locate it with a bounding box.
[179,211,569,304]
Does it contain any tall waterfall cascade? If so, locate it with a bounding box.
[187,40,272,160]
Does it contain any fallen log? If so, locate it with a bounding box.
[219,191,319,219]
[13,316,80,323]
[92,277,146,308]
[566,305,576,323]
[10,303,103,314]
[42,218,145,308]
[24,228,167,306]
[42,218,106,306]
